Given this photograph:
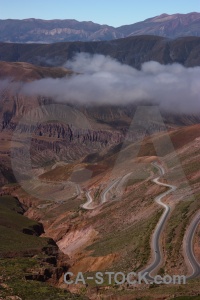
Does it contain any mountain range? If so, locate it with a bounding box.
[1,60,200,299]
[1,10,200,300]
[0,12,200,43]
[0,35,200,69]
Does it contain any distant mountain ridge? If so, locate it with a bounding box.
[118,12,200,38]
[0,35,200,69]
[0,18,123,43]
[0,12,200,43]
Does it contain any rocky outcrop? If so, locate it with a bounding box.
[22,223,44,236]
[24,251,70,284]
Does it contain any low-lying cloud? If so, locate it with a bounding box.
[14,53,200,113]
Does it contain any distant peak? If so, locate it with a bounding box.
[152,12,200,20]
[159,13,169,17]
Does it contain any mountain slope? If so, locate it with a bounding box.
[0,18,123,43]
[0,35,200,69]
[0,13,200,43]
[118,12,200,38]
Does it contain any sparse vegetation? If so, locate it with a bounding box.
[86,211,162,272]
[165,194,200,269]
[0,196,53,255]
[0,258,86,300]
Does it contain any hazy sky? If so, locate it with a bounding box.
[1,0,200,26]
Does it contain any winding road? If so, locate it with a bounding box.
[142,162,200,280]
[81,179,121,209]
[80,161,200,279]
[81,190,95,210]
[101,178,122,203]
[184,212,200,279]
[141,162,176,279]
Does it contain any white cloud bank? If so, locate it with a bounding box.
[16,53,200,114]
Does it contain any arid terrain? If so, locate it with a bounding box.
[0,52,200,300]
